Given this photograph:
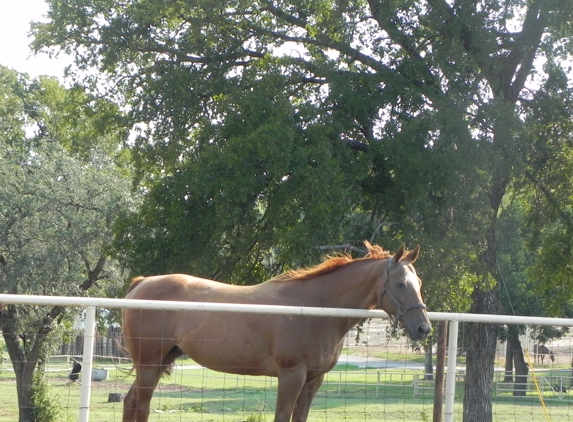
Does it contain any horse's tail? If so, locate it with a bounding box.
[126,276,146,295]
[114,337,135,377]
[121,276,147,376]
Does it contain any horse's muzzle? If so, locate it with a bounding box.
[403,315,431,341]
[412,320,432,341]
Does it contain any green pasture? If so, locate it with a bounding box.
[1,358,573,422]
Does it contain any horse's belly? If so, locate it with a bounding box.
[176,312,277,375]
[175,312,346,377]
[181,340,276,375]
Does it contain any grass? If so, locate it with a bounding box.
[2,359,573,422]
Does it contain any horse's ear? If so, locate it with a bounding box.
[393,245,406,263]
[403,245,420,264]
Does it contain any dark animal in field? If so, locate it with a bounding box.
[551,384,567,393]
[533,344,555,365]
[121,243,431,422]
[68,361,82,383]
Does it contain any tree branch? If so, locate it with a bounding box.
[504,3,546,102]
[525,171,573,232]
[317,244,368,256]
[80,254,107,291]
[259,2,396,77]
[367,0,441,97]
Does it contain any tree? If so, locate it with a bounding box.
[494,65,573,393]
[495,200,535,391]
[495,198,570,393]
[112,80,364,282]
[33,2,573,421]
[0,66,132,421]
[520,63,573,315]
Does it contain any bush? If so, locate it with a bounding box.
[30,372,63,422]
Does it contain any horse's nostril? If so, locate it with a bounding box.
[418,323,431,338]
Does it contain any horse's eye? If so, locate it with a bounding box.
[397,281,406,288]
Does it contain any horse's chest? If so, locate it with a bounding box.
[276,333,344,369]
[303,341,345,374]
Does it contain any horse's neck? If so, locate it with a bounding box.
[299,259,382,309]
[266,261,382,341]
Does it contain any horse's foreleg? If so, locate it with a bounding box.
[292,374,325,422]
[275,367,307,422]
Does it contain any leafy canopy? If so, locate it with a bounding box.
[32,1,573,303]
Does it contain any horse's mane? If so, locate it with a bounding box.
[274,241,391,282]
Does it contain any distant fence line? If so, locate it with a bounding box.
[59,326,126,358]
[414,371,573,400]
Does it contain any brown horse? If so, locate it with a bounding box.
[122,242,431,422]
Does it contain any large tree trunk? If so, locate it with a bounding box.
[503,341,514,383]
[570,358,573,390]
[462,141,507,422]
[2,326,39,421]
[15,362,37,422]
[433,321,448,422]
[1,306,63,422]
[508,334,528,396]
[425,346,434,381]
[463,288,500,422]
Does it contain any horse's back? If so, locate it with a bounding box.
[122,273,264,344]
[125,274,219,300]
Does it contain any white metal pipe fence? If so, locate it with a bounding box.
[1,293,573,422]
[79,305,96,422]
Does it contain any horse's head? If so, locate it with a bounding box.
[378,245,431,341]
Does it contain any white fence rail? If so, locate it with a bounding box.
[2,293,573,422]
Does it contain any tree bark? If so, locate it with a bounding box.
[2,319,38,421]
[503,341,514,383]
[433,321,448,422]
[463,288,500,422]
[570,357,573,390]
[1,306,62,422]
[509,334,529,396]
[425,346,434,381]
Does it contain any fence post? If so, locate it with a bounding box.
[444,319,459,422]
[79,305,97,422]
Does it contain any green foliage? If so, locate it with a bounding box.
[0,66,133,298]
[29,371,63,422]
[0,67,27,143]
[113,69,364,282]
[29,1,573,307]
[246,412,265,422]
[0,66,133,421]
[516,62,573,316]
[0,141,131,297]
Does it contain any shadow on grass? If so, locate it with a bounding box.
[150,383,422,413]
[493,392,573,406]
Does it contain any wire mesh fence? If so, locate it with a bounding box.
[1,297,573,421]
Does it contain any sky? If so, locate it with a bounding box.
[0,0,71,79]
